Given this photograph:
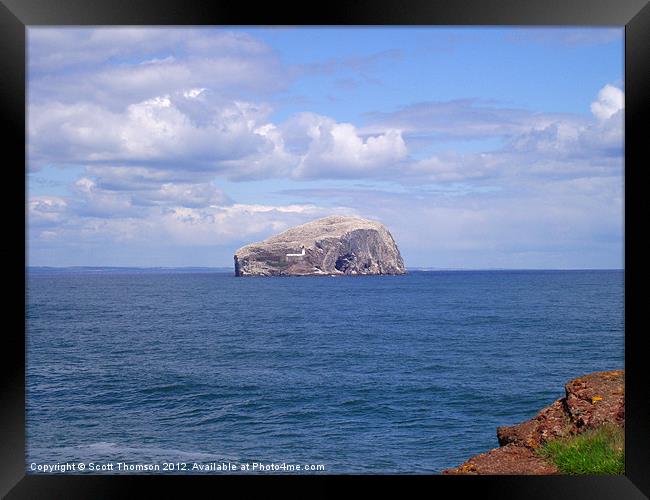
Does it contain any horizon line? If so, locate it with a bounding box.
[25,265,624,271]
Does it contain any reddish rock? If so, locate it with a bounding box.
[442,443,559,475]
[496,399,573,449]
[442,370,624,475]
[564,370,625,430]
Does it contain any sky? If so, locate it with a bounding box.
[27,27,624,269]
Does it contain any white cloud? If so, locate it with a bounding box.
[274,175,622,269]
[27,196,68,227]
[68,170,232,215]
[29,92,291,178]
[28,29,290,119]
[84,165,209,190]
[362,99,555,139]
[29,95,414,183]
[509,121,585,156]
[285,113,407,179]
[29,26,624,189]
[183,88,206,99]
[28,196,357,252]
[28,28,181,72]
[590,84,624,121]
[405,152,498,183]
[74,177,95,193]
[363,87,623,181]
[159,203,328,245]
[507,84,624,166]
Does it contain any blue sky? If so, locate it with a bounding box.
[27,27,624,268]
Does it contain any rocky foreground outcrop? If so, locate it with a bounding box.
[442,370,624,475]
[233,216,406,277]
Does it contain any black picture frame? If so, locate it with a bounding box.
[3,0,649,497]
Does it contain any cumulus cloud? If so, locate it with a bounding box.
[508,84,624,164]
[27,196,68,228]
[28,81,625,229]
[29,92,293,178]
[29,69,625,191]
[590,84,624,121]
[284,113,407,179]
[29,94,411,182]
[358,84,623,183]
[29,25,624,188]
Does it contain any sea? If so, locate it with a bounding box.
[26,269,624,474]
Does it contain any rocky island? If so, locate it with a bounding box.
[233,215,406,277]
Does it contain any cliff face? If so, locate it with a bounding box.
[233,216,406,277]
[442,370,624,475]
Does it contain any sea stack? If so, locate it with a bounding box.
[233,215,406,277]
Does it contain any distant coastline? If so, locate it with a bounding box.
[26,266,234,274]
[27,266,624,274]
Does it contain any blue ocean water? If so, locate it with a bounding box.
[26,270,624,474]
